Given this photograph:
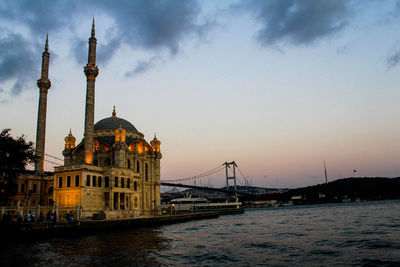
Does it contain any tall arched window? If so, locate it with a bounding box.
[134,181,137,191]
[145,163,148,181]
[127,159,131,169]
[136,161,140,173]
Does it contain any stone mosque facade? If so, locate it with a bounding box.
[11,21,162,219]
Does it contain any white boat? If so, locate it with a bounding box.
[169,196,242,213]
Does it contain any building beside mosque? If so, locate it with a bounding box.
[10,21,162,219]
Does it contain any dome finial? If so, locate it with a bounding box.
[112,106,116,117]
[69,128,72,135]
[154,133,157,139]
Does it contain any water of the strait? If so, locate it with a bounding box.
[1,200,400,266]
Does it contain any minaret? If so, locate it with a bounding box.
[35,34,51,173]
[83,19,99,164]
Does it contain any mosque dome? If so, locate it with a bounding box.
[93,106,138,132]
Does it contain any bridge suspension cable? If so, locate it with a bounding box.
[45,153,64,162]
[44,159,62,166]
[164,164,225,183]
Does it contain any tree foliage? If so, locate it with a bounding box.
[0,129,36,201]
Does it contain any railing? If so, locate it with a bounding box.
[0,204,82,223]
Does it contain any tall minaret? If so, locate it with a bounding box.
[35,34,51,173]
[83,19,99,164]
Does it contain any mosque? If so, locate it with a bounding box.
[11,21,162,219]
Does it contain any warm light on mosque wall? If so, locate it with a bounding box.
[128,143,134,151]
[65,136,76,149]
[137,142,144,153]
[115,128,126,143]
[93,140,110,151]
[85,154,92,164]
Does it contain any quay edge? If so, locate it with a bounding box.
[1,211,243,240]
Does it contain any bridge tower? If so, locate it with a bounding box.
[224,161,238,200]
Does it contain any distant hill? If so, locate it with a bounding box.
[248,177,400,203]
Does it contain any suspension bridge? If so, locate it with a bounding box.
[161,161,255,197]
[44,154,253,196]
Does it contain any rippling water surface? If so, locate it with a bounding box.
[1,200,400,266]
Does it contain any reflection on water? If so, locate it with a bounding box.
[0,228,167,266]
[1,200,400,266]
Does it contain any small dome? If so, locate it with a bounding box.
[94,117,138,132]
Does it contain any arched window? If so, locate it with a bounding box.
[67,176,71,187]
[92,176,97,187]
[136,161,140,173]
[127,159,131,169]
[98,176,102,187]
[114,177,118,187]
[59,177,63,188]
[121,177,125,188]
[127,178,130,189]
[86,175,90,186]
[75,175,80,186]
[105,176,109,188]
[145,163,148,181]
[134,181,137,191]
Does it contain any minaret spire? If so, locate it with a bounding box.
[45,33,49,52]
[35,34,51,173]
[91,18,95,37]
[83,21,99,164]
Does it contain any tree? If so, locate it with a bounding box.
[0,129,36,203]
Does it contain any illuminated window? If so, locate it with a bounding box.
[86,175,90,186]
[93,176,96,187]
[105,176,109,188]
[59,177,63,188]
[67,176,71,187]
[75,175,79,186]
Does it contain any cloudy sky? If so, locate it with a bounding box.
[1,0,400,188]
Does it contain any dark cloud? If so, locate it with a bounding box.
[125,56,160,78]
[0,31,39,95]
[235,0,352,46]
[0,0,208,95]
[387,50,400,68]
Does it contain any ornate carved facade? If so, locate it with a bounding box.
[53,21,162,218]
[11,21,162,219]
